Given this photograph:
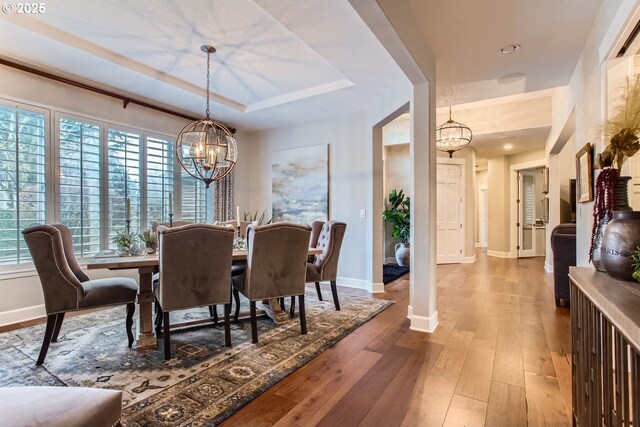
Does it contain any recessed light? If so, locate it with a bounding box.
[497,72,525,84]
[503,143,513,150]
[499,44,521,54]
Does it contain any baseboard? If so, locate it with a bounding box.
[407,305,438,332]
[336,277,383,294]
[486,250,512,259]
[463,255,476,264]
[0,304,45,327]
[545,261,554,273]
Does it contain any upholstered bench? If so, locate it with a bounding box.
[0,386,122,427]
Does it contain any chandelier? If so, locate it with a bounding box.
[176,45,238,188]
[435,106,472,158]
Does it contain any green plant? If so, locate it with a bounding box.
[243,210,273,225]
[140,230,158,246]
[382,189,410,244]
[631,247,640,282]
[112,231,138,249]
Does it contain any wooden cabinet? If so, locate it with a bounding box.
[569,267,640,426]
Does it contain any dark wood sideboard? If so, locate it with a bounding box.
[569,267,640,426]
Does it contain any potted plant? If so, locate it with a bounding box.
[383,189,410,266]
[113,231,140,256]
[590,76,640,273]
[140,230,158,254]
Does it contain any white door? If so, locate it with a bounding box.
[437,163,463,264]
[518,172,537,258]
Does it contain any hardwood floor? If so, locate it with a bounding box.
[222,252,572,427]
[0,252,571,426]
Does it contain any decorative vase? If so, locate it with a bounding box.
[395,242,410,266]
[600,210,640,282]
[592,176,633,271]
[145,242,157,254]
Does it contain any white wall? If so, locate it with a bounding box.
[240,112,371,283]
[546,0,635,266]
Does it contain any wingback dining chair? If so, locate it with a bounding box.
[223,220,253,238]
[152,220,193,233]
[155,223,235,360]
[308,220,325,263]
[305,221,347,311]
[22,224,138,365]
[232,223,311,343]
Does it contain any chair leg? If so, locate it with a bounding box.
[289,296,296,317]
[298,294,307,335]
[155,301,163,336]
[163,311,171,360]
[126,303,135,349]
[209,305,219,326]
[315,282,323,301]
[249,301,258,344]
[330,280,341,311]
[51,312,65,343]
[233,288,241,323]
[36,314,57,365]
[224,303,232,347]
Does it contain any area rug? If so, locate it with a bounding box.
[383,264,410,284]
[0,289,392,426]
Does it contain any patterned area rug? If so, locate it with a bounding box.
[0,289,392,426]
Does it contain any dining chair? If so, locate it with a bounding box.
[232,223,311,343]
[155,223,235,360]
[152,220,193,233]
[304,220,347,311]
[308,220,325,273]
[223,219,253,238]
[22,224,138,365]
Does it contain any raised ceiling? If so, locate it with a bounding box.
[408,0,604,106]
[0,0,407,130]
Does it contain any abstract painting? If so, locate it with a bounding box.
[272,144,328,223]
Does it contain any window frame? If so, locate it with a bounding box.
[0,98,52,270]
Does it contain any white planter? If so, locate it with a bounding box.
[395,243,410,266]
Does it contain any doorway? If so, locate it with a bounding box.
[517,168,546,258]
[437,160,464,264]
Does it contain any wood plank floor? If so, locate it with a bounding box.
[0,252,572,426]
[222,252,572,427]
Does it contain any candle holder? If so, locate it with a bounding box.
[125,219,131,235]
[234,226,246,250]
[169,213,174,228]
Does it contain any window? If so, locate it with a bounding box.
[58,116,101,257]
[0,105,46,264]
[146,136,174,229]
[181,171,212,223]
[108,128,141,245]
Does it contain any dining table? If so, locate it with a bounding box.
[87,247,322,351]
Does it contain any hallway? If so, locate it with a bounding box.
[223,252,571,426]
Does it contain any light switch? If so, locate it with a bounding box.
[360,209,366,218]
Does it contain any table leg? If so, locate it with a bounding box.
[259,299,293,325]
[135,266,157,350]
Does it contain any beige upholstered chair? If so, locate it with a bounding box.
[223,219,252,238]
[232,223,311,343]
[305,221,347,310]
[152,220,193,233]
[22,224,137,365]
[0,386,123,427]
[308,220,325,264]
[155,223,235,360]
